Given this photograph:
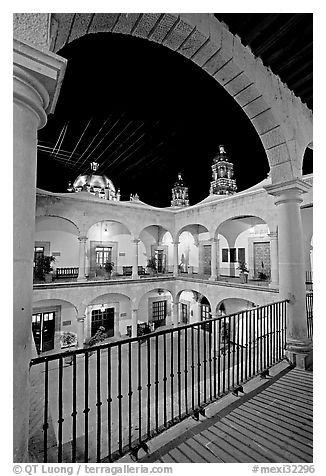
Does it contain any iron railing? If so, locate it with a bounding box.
[306,271,313,292]
[55,268,79,279]
[29,300,287,463]
[306,292,313,338]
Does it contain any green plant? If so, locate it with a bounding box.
[258,271,268,280]
[104,261,114,274]
[147,257,157,271]
[34,255,55,280]
[84,326,107,348]
[60,331,77,348]
[237,260,249,273]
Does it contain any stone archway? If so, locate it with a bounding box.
[49,12,312,183]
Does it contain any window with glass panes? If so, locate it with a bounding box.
[95,247,112,267]
[91,307,114,337]
[152,300,166,322]
[181,303,188,323]
[32,311,55,353]
[34,246,44,267]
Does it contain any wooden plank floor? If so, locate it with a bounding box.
[140,368,313,463]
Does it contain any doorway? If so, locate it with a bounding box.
[152,300,167,329]
[32,311,55,354]
[203,245,211,275]
[155,249,166,273]
[91,307,115,337]
[253,242,271,278]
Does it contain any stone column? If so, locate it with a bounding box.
[268,231,279,287]
[77,236,88,281]
[13,38,66,462]
[172,300,179,326]
[76,316,85,348]
[132,239,139,279]
[173,241,179,277]
[209,238,218,281]
[265,179,312,368]
[131,309,138,337]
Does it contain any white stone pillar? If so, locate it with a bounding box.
[173,241,179,277]
[265,179,312,368]
[268,232,279,287]
[131,309,138,337]
[209,238,218,281]
[77,316,85,348]
[132,239,139,279]
[77,236,88,281]
[172,300,179,326]
[13,38,66,462]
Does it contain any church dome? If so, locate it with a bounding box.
[68,161,120,201]
[73,173,116,193]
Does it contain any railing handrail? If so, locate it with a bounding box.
[30,299,289,366]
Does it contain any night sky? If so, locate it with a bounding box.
[37,32,312,207]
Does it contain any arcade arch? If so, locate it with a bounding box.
[176,224,210,276]
[86,220,134,277]
[50,13,312,183]
[216,215,272,281]
[32,298,78,354]
[85,292,132,339]
[34,216,80,279]
[139,225,173,273]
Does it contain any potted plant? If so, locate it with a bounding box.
[258,261,268,281]
[84,326,108,355]
[60,331,77,365]
[104,261,114,279]
[238,260,249,283]
[146,256,157,275]
[35,255,56,282]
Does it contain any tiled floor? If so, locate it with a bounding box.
[140,368,313,463]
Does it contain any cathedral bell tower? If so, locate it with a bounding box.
[171,173,189,207]
[209,145,237,196]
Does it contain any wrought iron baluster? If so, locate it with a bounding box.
[155,334,159,432]
[170,330,174,422]
[138,340,142,443]
[96,348,102,462]
[208,320,212,401]
[184,328,188,415]
[236,312,240,386]
[222,317,226,394]
[217,318,221,396]
[197,324,201,407]
[249,310,252,379]
[58,356,63,463]
[232,314,236,389]
[147,337,151,438]
[203,321,207,403]
[163,333,167,427]
[107,347,112,461]
[118,344,123,455]
[128,341,132,450]
[72,354,77,463]
[43,360,49,463]
[227,316,231,392]
[177,329,181,419]
[191,326,195,411]
[213,319,217,399]
[84,352,89,463]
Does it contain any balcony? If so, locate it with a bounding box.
[135,364,313,463]
[29,300,297,463]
